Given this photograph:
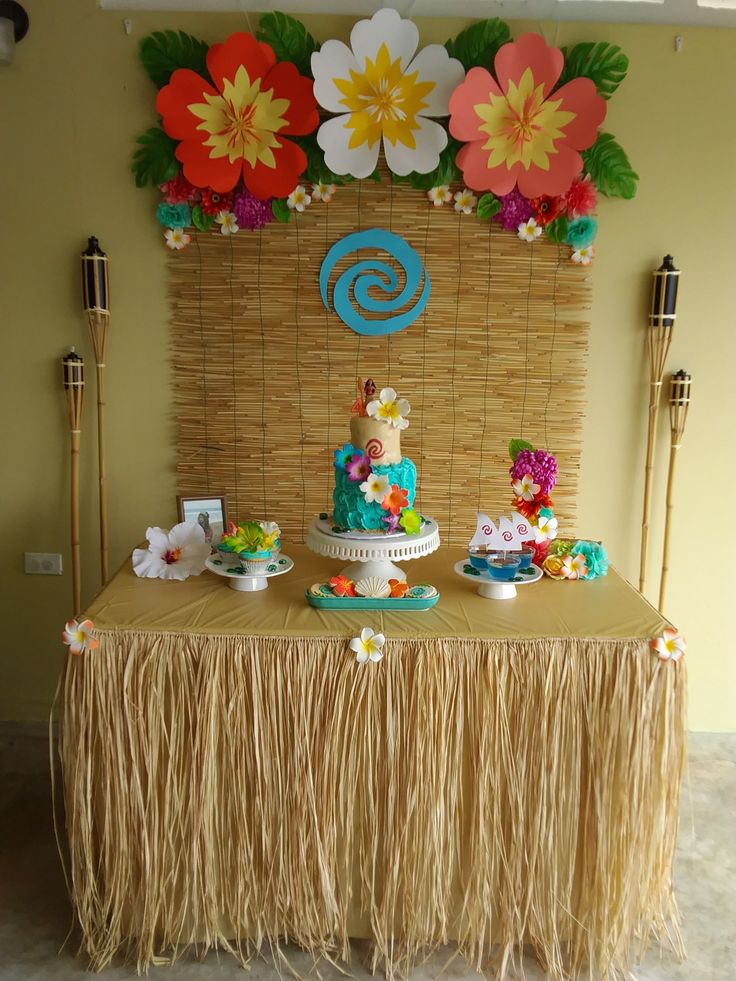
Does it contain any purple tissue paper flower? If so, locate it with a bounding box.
[510,448,558,495]
[494,189,534,232]
[232,188,274,231]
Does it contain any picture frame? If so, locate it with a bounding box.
[176,493,228,545]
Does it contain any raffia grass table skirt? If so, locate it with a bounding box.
[59,546,686,978]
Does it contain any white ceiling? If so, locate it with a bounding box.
[99,0,736,27]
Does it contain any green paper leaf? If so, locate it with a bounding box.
[545,216,569,244]
[403,137,461,191]
[558,41,629,100]
[132,126,179,188]
[256,12,319,77]
[445,18,512,70]
[271,198,291,223]
[509,438,534,461]
[582,132,639,199]
[139,31,210,89]
[191,205,215,231]
[476,193,501,220]
[291,134,354,186]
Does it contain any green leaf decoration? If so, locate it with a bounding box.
[191,205,215,232]
[509,438,535,461]
[256,12,319,77]
[445,18,512,70]
[132,127,179,188]
[545,216,569,244]
[403,137,462,191]
[582,132,639,199]
[291,134,354,186]
[139,31,210,89]
[476,193,501,220]
[272,198,292,223]
[558,42,628,100]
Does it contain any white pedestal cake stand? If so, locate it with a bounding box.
[306,516,440,582]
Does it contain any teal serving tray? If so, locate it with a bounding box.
[306,583,440,611]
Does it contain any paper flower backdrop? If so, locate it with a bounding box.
[311,8,464,179]
[134,12,637,261]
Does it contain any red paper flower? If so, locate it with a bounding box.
[160,172,199,204]
[156,32,319,198]
[561,175,598,218]
[329,575,356,598]
[382,485,409,516]
[199,187,234,215]
[513,493,554,520]
[530,195,561,226]
[523,538,550,567]
[448,33,606,198]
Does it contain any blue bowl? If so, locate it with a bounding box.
[468,547,493,570]
[518,547,534,570]
[486,555,522,582]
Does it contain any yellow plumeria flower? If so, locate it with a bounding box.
[287,185,311,212]
[572,245,595,265]
[312,182,337,202]
[454,188,477,214]
[350,626,386,664]
[164,227,191,250]
[366,386,411,430]
[518,218,543,242]
[215,211,239,235]
[427,185,452,206]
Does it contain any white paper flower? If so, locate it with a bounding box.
[572,245,595,265]
[350,626,386,663]
[62,618,99,656]
[215,211,239,235]
[427,185,452,206]
[360,472,391,504]
[454,188,477,214]
[561,553,588,579]
[651,628,687,662]
[312,182,337,202]
[259,520,281,550]
[165,228,190,250]
[311,8,465,179]
[132,522,211,581]
[518,218,543,242]
[534,513,558,543]
[287,185,311,211]
[512,474,541,502]
[366,387,411,430]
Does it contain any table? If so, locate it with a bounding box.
[59,545,686,977]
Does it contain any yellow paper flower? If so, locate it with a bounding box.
[542,554,566,579]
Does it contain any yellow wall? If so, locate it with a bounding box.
[1,3,733,728]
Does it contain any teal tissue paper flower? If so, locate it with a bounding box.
[572,540,609,580]
[156,202,192,228]
[334,443,355,469]
[565,217,597,250]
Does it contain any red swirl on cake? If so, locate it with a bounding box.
[365,438,384,460]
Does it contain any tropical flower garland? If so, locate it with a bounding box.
[133,12,637,264]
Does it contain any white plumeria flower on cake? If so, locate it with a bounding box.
[132,522,212,581]
[512,473,541,502]
[366,387,411,429]
[312,182,336,202]
[165,228,190,250]
[572,245,595,265]
[534,513,558,543]
[427,185,452,206]
[215,211,239,235]
[350,626,386,664]
[518,218,543,242]
[651,628,687,662]
[311,7,464,179]
[287,185,311,211]
[454,188,477,214]
[62,619,99,656]
[360,472,391,504]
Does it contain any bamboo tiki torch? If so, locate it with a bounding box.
[81,237,110,585]
[659,370,691,612]
[639,255,680,594]
[63,349,85,616]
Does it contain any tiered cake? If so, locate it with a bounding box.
[331,380,421,535]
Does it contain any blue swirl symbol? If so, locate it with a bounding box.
[319,228,430,336]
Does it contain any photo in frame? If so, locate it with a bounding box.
[176,494,228,545]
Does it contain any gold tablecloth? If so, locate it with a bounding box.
[60,545,686,978]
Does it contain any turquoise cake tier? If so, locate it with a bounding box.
[333,457,417,531]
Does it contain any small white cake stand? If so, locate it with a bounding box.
[453,559,542,600]
[306,517,440,583]
[206,554,293,592]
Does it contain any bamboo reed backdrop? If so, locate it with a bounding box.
[170,177,591,544]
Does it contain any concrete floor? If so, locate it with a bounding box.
[0,732,733,980]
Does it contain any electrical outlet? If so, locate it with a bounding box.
[24,552,63,575]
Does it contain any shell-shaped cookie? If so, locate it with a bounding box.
[354,577,392,598]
